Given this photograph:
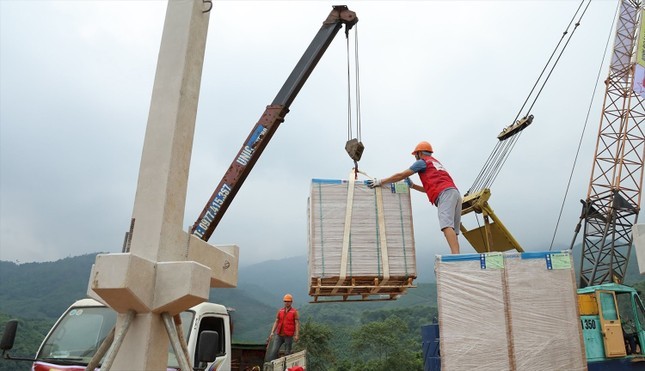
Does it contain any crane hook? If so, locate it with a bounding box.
[202,0,212,13]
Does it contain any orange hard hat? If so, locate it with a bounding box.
[283,294,293,302]
[411,141,433,155]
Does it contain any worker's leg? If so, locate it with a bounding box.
[436,188,461,254]
[628,334,638,355]
[442,227,460,254]
[284,336,293,355]
[266,335,285,362]
[265,338,276,362]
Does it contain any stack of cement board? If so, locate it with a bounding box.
[435,251,586,371]
[308,177,416,302]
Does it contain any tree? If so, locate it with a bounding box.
[349,316,422,371]
[350,318,400,361]
[0,313,54,371]
[295,320,334,371]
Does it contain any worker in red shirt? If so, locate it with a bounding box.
[368,141,461,254]
[266,294,300,362]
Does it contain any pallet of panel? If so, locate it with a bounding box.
[309,275,416,303]
[308,176,418,303]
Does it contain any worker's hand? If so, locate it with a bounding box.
[404,177,413,187]
[366,178,381,188]
[294,334,299,342]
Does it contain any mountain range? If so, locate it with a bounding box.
[0,253,436,343]
[1,247,643,342]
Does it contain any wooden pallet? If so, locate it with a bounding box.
[309,275,416,303]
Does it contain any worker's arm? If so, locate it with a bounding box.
[407,181,424,193]
[294,312,300,341]
[268,317,278,339]
[379,169,415,185]
[369,169,419,189]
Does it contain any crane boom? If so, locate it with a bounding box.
[576,0,645,287]
[191,6,358,241]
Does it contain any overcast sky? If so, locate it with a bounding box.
[1,0,623,269]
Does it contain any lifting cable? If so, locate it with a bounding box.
[344,25,365,177]
[467,0,592,196]
[549,0,619,251]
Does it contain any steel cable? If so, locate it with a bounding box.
[468,0,591,195]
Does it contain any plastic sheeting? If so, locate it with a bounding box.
[308,179,416,279]
[307,178,416,300]
[435,251,587,371]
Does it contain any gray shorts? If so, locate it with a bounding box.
[436,188,461,234]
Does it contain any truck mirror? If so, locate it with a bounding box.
[196,330,219,363]
[0,320,18,352]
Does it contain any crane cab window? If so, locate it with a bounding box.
[636,295,645,329]
[599,292,619,320]
[616,291,645,332]
[617,292,634,323]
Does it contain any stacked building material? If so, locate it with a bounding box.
[308,177,417,302]
[435,254,511,369]
[435,251,586,371]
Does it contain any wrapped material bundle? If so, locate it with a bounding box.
[435,254,510,370]
[435,251,586,371]
[308,177,417,302]
[504,252,586,370]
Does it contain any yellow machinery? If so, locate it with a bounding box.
[460,189,524,253]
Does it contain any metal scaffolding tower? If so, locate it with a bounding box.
[578,0,645,287]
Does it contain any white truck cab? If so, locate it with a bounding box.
[3,298,233,371]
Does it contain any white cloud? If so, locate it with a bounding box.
[0,0,631,270]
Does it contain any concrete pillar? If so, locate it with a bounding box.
[86,1,239,370]
[130,0,209,264]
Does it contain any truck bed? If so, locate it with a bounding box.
[263,350,306,371]
[231,343,267,371]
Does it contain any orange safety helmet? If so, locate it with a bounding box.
[283,294,293,302]
[411,141,433,155]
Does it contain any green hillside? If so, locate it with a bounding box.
[1,252,644,371]
[0,254,434,341]
[0,254,438,371]
[0,254,98,319]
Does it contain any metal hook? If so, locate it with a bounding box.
[202,0,212,13]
